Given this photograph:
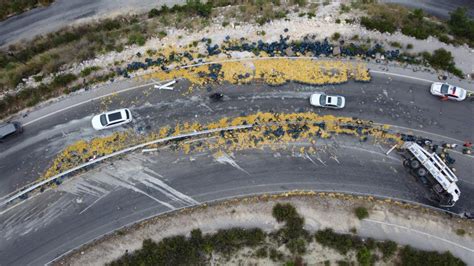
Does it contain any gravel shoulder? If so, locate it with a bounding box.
[55,193,474,265]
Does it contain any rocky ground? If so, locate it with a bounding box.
[17,1,474,94]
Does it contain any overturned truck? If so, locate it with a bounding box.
[400,142,461,207]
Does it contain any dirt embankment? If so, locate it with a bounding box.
[55,192,474,265]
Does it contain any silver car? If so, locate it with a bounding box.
[310,93,345,109]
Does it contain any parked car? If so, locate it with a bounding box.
[430,82,467,101]
[91,108,132,130]
[310,93,345,109]
[0,121,23,143]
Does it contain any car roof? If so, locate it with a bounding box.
[107,111,123,122]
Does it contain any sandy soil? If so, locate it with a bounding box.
[55,193,474,265]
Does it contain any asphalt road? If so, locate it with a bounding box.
[0,0,185,47]
[0,73,473,264]
[1,74,473,198]
[1,134,472,265]
[380,0,474,19]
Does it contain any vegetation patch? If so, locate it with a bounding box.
[354,206,369,220]
[108,203,465,265]
[358,3,474,48]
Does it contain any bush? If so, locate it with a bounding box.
[127,33,146,46]
[455,229,466,236]
[335,18,341,24]
[448,7,474,42]
[360,16,396,33]
[255,246,268,258]
[354,207,369,220]
[315,228,363,255]
[331,32,341,41]
[287,238,307,255]
[52,73,77,88]
[390,41,401,48]
[269,248,285,262]
[377,240,397,260]
[340,4,350,13]
[272,203,298,223]
[80,66,101,77]
[148,8,160,18]
[406,43,413,49]
[400,246,466,266]
[208,228,266,255]
[357,246,372,266]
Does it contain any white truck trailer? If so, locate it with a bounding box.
[400,141,460,207]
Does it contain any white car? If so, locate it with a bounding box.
[310,93,345,109]
[91,108,132,130]
[430,82,467,101]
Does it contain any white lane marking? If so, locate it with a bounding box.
[365,219,474,253]
[22,80,168,126]
[370,70,474,93]
[79,190,112,215]
[21,62,472,127]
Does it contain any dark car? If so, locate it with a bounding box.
[0,122,23,143]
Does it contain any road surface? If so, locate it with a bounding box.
[0,71,473,265]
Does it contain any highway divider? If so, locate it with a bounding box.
[0,124,253,208]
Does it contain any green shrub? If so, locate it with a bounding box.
[354,207,369,220]
[390,41,401,48]
[52,73,77,88]
[315,228,363,255]
[340,4,350,13]
[438,34,451,44]
[357,246,372,266]
[455,229,466,236]
[269,248,285,262]
[208,228,266,255]
[80,66,101,77]
[335,18,341,24]
[127,33,146,46]
[331,32,341,41]
[255,246,268,258]
[448,7,474,42]
[148,8,160,18]
[360,16,396,33]
[272,203,298,222]
[377,240,397,260]
[287,238,307,255]
[400,246,466,266]
[406,43,413,49]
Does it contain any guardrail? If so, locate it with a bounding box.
[0,124,253,208]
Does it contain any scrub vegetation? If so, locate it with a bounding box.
[358,3,474,48]
[109,203,466,265]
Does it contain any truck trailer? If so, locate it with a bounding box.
[400,141,460,207]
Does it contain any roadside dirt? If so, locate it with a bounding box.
[55,192,474,265]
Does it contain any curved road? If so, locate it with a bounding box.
[1,74,473,197]
[0,0,472,47]
[0,72,473,264]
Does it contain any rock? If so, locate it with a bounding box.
[333,46,341,56]
[285,47,294,57]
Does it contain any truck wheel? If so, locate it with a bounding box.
[417,167,427,177]
[403,159,411,168]
[410,160,421,169]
